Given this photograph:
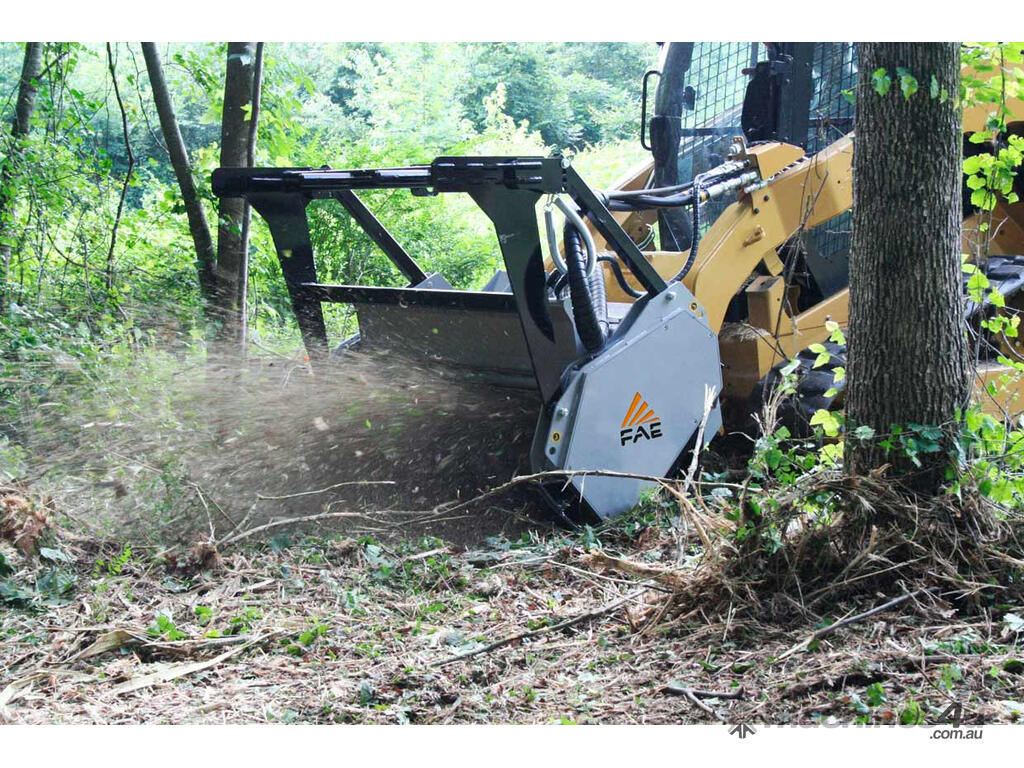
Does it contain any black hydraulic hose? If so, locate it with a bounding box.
[564,221,608,353]
[603,163,747,212]
[671,173,706,282]
[598,255,643,299]
[605,180,695,199]
[605,190,695,211]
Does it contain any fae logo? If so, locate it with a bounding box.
[619,392,663,446]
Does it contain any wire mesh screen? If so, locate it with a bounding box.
[807,42,858,154]
[803,42,858,295]
[677,42,764,227]
[673,42,858,296]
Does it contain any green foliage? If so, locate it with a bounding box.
[94,545,133,577]
[864,681,887,707]
[0,42,650,363]
[963,135,1024,211]
[457,42,654,150]
[954,405,1024,507]
[148,612,187,641]
[900,699,925,725]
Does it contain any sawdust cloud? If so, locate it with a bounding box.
[9,349,544,547]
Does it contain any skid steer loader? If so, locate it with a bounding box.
[212,42,1024,524]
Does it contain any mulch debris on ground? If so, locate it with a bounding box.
[3,480,1023,725]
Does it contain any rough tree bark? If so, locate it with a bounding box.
[215,42,259,346]
[141,42,217,306]
[0,42,44,314]
[844,42,967,491]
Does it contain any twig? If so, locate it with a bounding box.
[431,588,649,667]
[776,588,932,661]
[681,384,717,496]
[256,479,395,500]
[681,687,722,719]
[664,684,746,701]
[663,684,743,721]
[221,509,381,546]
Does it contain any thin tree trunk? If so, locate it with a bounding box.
[236,42,264,350]
[215,42,258,346]
[141,42,218,307]
[844,42,967,492]
[104,43,134,305]
[0,42,44,314]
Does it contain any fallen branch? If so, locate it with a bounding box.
[222,508,418,546]
[431,588,649,667]
[663,684,746,701]
[776,589,931,661]
[109,631,280,695]
[663,684,732,721]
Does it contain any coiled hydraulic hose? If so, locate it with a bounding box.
[671,171,707,283]
[544,197,596,277]
[564,220,608,353]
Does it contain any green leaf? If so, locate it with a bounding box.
[930,74,940,99]
[853,425,875,440]
[780,359,800,377]
[968,270,991,302]
[810,409,841,438]
[826,321,846,345]
[39,547,72,563]
[36,569,76,600]
[963,155,983,174]
[897,67,919,99]
[865,682,887,706]
[871,68,891,96]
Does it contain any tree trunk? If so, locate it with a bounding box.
[0,42,44,313]
[141,42,218,308]
[235,42,264,349]
[844,42,967,491]
[650,42,693,251]
[215,42,258,346]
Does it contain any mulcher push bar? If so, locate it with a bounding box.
[213,156,567,197]
[212,155,668,401]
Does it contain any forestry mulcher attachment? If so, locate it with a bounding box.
[212,42,1024,524]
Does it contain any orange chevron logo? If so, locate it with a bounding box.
[620,392,663,445]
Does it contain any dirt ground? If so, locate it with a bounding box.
[2,487,1023,725]
[2,353,1023,725]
